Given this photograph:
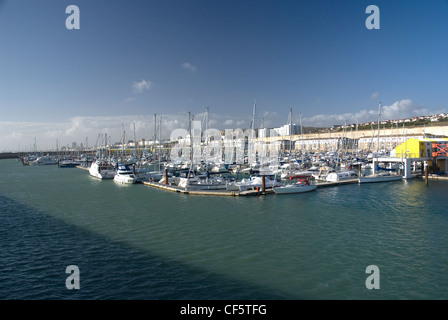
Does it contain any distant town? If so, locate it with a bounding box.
[331,112,448,132]
[3,112,447,157]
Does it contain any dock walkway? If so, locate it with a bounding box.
[141,179,359,196]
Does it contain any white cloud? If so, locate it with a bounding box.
[132,79,152,93]
[181,62,197,72]
[1,101,445,152]
[236,120,246,127]
[262,111,278,118]
[371,92,379,100]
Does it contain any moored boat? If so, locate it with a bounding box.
[29,156,58,166]
[89,160,115,179]
[59,160,82,168]
[226,175,281,191]
[274,178,317,194]
[358,173,403,184]
[178,171,227,191]
[113,163,137,184]
[326,170,358,182]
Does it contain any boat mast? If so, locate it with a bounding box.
[153,114,157,154]
[300,113,303,169]
[133,121,136,161]
[249,101,256,168]
[377,101,381,155]
[121,129,125,164]
[205,107,209,167]
[289,107,292,154]
[188,112,193,175]
[158,116,162,173]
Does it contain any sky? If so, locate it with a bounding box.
[1,0,447,151]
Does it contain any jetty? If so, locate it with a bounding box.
[141,178,360,196]
[141,181,274,196]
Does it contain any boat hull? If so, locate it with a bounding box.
[274,184,317,194]
[113,174,136,184]
[358,175,403,184]
[88,162,115,179]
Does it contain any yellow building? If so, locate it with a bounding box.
[391,138,448,174]
[393,138,448,158]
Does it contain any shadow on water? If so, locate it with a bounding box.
[0,193,295,300]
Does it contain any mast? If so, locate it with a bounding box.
[377,101,381,155]
[289,107,292,154]
[158,116,162,173]
[153,114,157,154]
[133,121,136,156]
[249,101,256,167]
[251,101,256,131]
[188,112,193,174]
[299,113,303,169]
[205,107,209,166]
[121,130,125,164]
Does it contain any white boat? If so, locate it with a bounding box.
[59,160,82,168]
[144,171,164,182]
[326,170,358,182]
[282,171,316,180]
[113,164,137,184]
[178,171,227,190]
[227,175,282,191]
[89,160,115,179]
[30,156,58,166]
[313,166,335,181]
[358,173,403,184]
[274,178,317,194]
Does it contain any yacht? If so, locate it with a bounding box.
[113,163,137,184]
[30,156,58,166]
[226,175,281,191]
[358,172,403,184]
[273,178,317,194]
[89,160,115,179]
[177,171,227,191]
[326,170,358,182]
[59,159,82,168]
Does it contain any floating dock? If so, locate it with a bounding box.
[74,165,444,196]
[141,181,274,196]
[141,179,360,196]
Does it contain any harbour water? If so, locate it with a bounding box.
[1,158,448,300]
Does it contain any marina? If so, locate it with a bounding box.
[3,104,448,301]
[3,0,448,305]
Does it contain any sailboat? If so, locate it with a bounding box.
[177,111,228,191]
[89,160,115,179]
[359,102,404,184]
[113,130,137,184]
[358,172,403,184]
[273,176,317,194]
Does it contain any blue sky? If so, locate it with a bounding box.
[1,0,447,151]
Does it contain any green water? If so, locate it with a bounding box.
[1,159,448,299]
